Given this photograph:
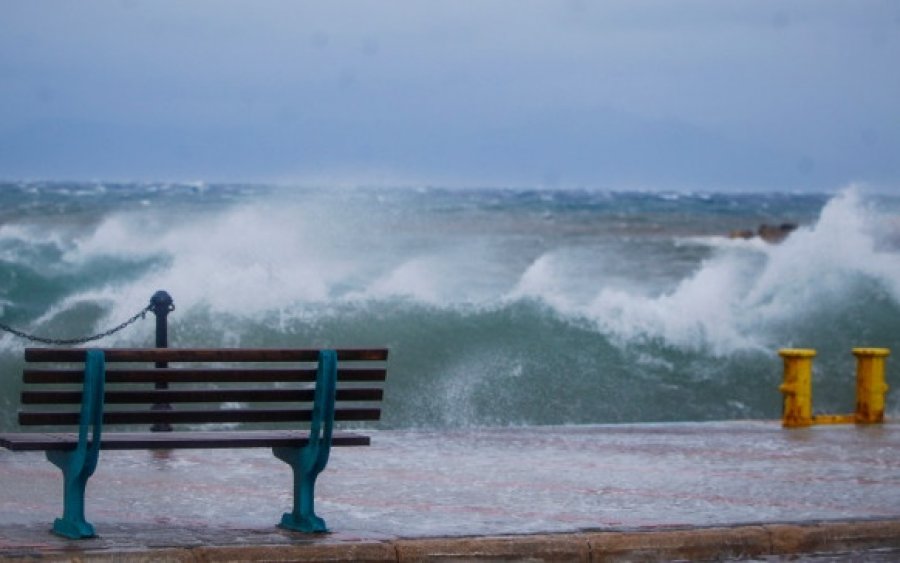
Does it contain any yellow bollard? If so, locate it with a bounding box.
[853,348,890,424]
[778,349,816,428]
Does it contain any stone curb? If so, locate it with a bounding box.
[2,519,899,562]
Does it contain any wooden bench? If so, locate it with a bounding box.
[0,346,388,539]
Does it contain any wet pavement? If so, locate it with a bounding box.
[1,421,899,560]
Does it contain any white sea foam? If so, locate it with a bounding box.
[586,254,763,354]
[507,253,568,308]
[360,257,453,305]
[575,187,900,354]
[64,202,360,319]
[744,188,900,315]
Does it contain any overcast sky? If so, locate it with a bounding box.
[1,1,898,191]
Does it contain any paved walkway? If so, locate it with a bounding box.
[1,421,899,560]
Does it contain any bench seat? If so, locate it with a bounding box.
[0,430,370,451]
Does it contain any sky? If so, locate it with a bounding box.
[1,1,899,191]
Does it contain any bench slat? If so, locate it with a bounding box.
[23,367,387,384]
[25,348,389,363]
[22,388,384,405]
[0,430,370,451]
[19,407,382,426]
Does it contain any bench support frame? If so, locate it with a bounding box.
[274,350,337,533]
[48,350,105,539]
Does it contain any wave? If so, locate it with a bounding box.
[1,185,898,429]
[512,188,900,353]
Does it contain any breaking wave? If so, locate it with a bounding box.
[1,184,898,429]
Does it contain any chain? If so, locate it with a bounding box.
[0,304,152,345]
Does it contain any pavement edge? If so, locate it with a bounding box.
[2,519,899,562]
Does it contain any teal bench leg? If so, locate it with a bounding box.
[274,445,328,532]
[47,349,105,539]
[274,350,336,533]
[47,450,97,539]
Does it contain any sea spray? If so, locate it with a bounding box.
[0,183,898,429]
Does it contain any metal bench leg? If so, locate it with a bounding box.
[273,350,337,533]
[273,445,328,532]
[46,349,105,539]
[46,450,96,539]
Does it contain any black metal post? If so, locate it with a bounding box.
[149,290,174,432]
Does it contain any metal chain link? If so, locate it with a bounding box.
[0,304,152,345]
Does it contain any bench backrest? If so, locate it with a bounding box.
[20,348,388,429]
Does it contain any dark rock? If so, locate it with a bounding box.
[728,223,796,243]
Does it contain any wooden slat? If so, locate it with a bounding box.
[19,407,382,426]
[25,348,388,363]
[22,388,384,405]
[16,347,387,441]
[23,367,387,384]
[0,430,370,451]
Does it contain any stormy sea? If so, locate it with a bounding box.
[1,182,898,430]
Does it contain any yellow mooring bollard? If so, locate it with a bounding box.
[778,349,816,428]
[853,348,890,424]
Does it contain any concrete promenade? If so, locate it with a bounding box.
[1,421,899,561]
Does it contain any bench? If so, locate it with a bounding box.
[0,346,388,539]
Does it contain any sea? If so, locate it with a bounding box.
[1,182,899,430]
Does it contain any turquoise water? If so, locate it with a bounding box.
[1,182,899,429]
